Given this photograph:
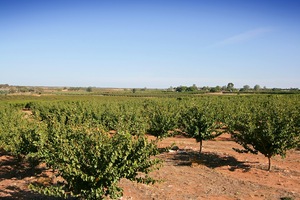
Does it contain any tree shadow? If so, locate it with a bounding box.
[171,149,255,172]
[0,155,44,180]
[0,187,64,200]
[0,151,66,199]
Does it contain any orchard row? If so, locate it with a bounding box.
[0,94,299,199]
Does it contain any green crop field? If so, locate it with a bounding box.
[0,94,299,199]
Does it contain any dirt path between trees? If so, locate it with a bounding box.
[1,134,299,199]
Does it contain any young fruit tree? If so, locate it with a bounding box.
[181,106,221,154]
[229,104,300,171]
[30,123,161,199]
[147,103,180,138]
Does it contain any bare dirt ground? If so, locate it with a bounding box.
[1,134,299,200]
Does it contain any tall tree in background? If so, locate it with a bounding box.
[254,84,261,91]
[243,85,250,91]
[227,83,234,91]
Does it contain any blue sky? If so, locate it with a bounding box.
[1,0,300,88]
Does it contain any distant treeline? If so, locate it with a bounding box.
[0,83,299,96]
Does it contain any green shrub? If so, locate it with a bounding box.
[31,125,161,199]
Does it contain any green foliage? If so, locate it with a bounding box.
[226,82,234,91]
[1,93,300,200]
[86,87,93,92]
[253,84,261,91]
[100,103,148,135]
[0,105,45,158]
[229,97,300,171]
[181,104,221,153]
[146,100,181,138]
[31,124,161,199]
[175,84,198,92]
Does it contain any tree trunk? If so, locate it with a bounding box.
[199,140,203,154]
[267,156,271,171]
